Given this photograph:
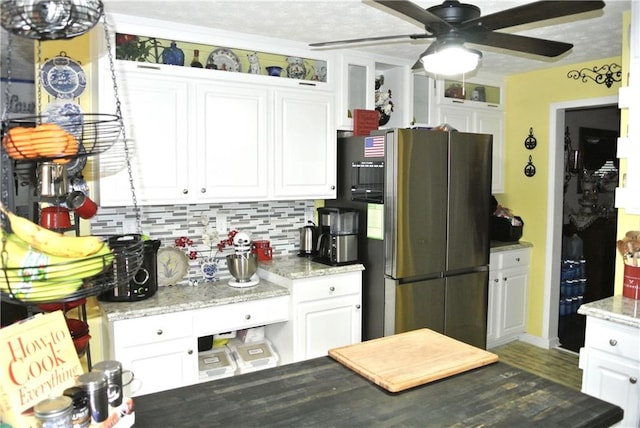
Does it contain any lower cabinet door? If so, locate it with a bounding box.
[581,349,640,427]
[296,295,361,360]
[116,338,198,396]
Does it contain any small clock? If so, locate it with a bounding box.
[157,247,189,286]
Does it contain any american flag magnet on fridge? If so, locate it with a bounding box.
[364,135,385,157]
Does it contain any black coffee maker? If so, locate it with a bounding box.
[314,207,359,266]
[99,239,161,302]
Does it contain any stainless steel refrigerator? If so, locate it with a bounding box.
[327,128,492,348]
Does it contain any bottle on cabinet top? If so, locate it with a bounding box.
[191,49,203,68]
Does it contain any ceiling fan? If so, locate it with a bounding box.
[310,0,605,75]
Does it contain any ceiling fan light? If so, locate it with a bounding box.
[420,45,482,76]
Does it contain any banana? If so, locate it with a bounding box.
[0,232,114,300]
[2,207,105,257]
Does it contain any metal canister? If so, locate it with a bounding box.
[93,360,123,407]
[63,387,91,428]
[34,396,73,428]
[77,372,109,423]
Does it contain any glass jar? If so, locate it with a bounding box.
[34,396,73,428]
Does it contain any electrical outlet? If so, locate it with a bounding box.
[122,219,137,234]
[216,215,227,235]
[304,207,315,224]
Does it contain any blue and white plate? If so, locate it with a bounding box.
[43,100,84,137]
[40,56,87,99]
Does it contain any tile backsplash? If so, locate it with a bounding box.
[91,200,315,282]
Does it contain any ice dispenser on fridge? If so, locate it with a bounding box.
[314,207,359,266]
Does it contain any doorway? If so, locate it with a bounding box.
[558,107,620,352]
[542,95,619,352]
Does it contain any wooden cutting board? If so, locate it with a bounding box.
[328,328,499,393]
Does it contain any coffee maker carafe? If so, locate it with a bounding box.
[314,207,359,266]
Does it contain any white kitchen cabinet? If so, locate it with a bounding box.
[102,295,289,396]
[435,105,505,194]
[97,66,192,206]
[579,317,640,427]
[273,89,336,199]
[195,81,270,200]
[98,62,335,204]
[487,248,531,349]
[336,53,376,130]
[105,311,197,396]
[261,269,363,364]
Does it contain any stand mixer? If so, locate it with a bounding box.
[227,232,260,288]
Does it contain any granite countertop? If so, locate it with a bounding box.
[490,240,533,253]
[258,254,365,280]
[578,295,640,329]
[100,279,289,322]
[100,255,363,322]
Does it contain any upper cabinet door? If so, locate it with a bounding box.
[273,89,336,200]
[476,111,505,194]
[99,68,190,206]
[195,82,270,201]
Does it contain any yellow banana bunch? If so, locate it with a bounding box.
[0,232,114,301]
[2,207,104,257]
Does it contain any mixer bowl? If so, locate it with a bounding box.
[226,253,258,282]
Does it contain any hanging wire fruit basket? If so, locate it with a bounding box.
[1,234,144,304]
[0,0,103,40]
[2,113,122,162]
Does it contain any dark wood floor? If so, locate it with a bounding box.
[492,340,582,391]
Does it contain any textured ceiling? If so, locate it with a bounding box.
[102,0,631,77]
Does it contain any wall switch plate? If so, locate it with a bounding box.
[216,215,227,235]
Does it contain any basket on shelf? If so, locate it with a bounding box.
[1,113,122,162]
[0,234,144,304]
[0,0,104,40]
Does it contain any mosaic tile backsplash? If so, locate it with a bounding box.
[90,200,315,282]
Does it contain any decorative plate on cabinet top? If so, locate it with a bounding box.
[43,100,84,136]
[206,48,241,72]
[157,247,190,286]
[40,55,87,99]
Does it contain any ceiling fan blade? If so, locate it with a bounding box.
[461,1,605,32]
[372,0,454,30]
[465,31,572,57]
[309,33,429,48]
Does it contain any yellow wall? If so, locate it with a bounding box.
[504,56,622,337]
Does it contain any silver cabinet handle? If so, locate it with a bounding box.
[182,189,188,194]
[157,329,163,335]
[355,304,361,309]
[330,185,336,190]
[201,188,206,193]
[630,377,638,384]
[493,278,499,283]
[516,257,521,262]
[329,286,335,292]
[245,314,251,320]
[188,349,193,355]
[609,339,618,346]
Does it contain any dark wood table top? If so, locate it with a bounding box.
[132,358,622,427]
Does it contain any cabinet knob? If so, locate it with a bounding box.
[200,188,206,193]
[493,278,499,283]
[329,286,335,292]
[182,189,189,194]
[188,349,193,355]
[355,304,361,310]
[503,277,508,282]
[330,185,336,190]
[609,339,618,346]
[630,377,638,384]
[515,257,520,262]
[245,314,251,320]
[156,329,163,335]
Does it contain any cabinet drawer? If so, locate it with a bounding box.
[112,312,193,348]
[584,317,640,361]
[492,249,530,270]
[293,272,362,302]
[193,296,289,335]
